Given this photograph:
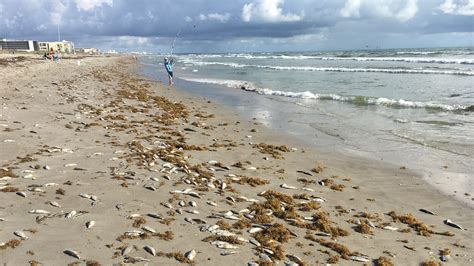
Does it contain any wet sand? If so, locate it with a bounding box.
[0,54,472,265]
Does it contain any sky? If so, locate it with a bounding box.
[0,0,473,53]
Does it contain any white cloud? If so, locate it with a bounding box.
[396,0,418,22]
[340,0,361,18]
[185,16,193,22]
[199,12,231,23]
[340,0,418,22]
[75,0,113,11]
[439,0,474,16]
[51,0,67,24]
[242,0,303,22]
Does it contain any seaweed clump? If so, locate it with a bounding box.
[387,211,433,236]
[375,256,395,266]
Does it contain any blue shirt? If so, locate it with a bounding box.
[164,59,173,73]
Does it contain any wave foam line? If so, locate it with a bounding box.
[180,77,473,112]
[181,60,474,76]
[183,54,474,64]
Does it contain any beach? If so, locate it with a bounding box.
[0,54,472,265]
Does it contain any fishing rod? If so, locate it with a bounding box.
[169,24,197,56]
[169,29,182,57]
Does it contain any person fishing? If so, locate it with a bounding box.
[164,57,174,86]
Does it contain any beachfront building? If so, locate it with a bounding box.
[75,48,100,54]
[0,39,39,52]
[38,41,75,53]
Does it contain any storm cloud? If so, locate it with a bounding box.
[0,0,472,52]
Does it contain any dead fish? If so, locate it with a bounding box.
[178,200,186,207]
[28,187,44,192]
[22,174,35,179]
[419,208,436,215]
[262,248,274,255]
[64,163,77,167]
[187,191,201,198]
[211,241,239,249]
[208,225,220,232]
[124,256,150,263]
[162,175,171,180]
[189,201,197,207]
[150,177,160,182]
[145,185,157,191]
[213,230,236,237]
[162,202,173,209]
[125,230,143,237]
[14,231,28,240]
[444,219,464,230]
[315,232,331,237]
[383,226,399,231]
[280,183,297,189]
[29,209,50,214]
[142,226,156,233]
[312,197,327,203]
[122,245,135,256]
[221,251,240,256]
[63,249,81,259]
[43,165,50,170]
[65,210,77,219]
[148,213,162,219]
[207,201,218,207]
[367,220,376,228]
[248,228,263,234]
[16,191,27,198]
[220,182,227,190]
[350,256,370,262]
[302,187,315,192]
[90,195,98,201]
[184,217,195,224]
[297,170,313,176]
[185,209,199,214]
[127,214,141,219]
[249,238,261,247]
[287,254,304,264]
[86,220,95,229]
[49,201,61,208]
[79,193,91,199]
[43,182,58,187]
[192,218,207,224]
[185,249,197,261]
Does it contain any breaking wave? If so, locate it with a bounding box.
[183,54,474,65]
[180,77,473,112]
[180,60,474,76]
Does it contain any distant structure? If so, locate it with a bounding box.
[0,39,39,52]
[75,48,100,54]
[104,49,118,54]
[38,41,75,53]
[0,39,76,54]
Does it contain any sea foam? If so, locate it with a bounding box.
[180,77,471,112]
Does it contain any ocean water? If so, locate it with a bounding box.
[140,47,474,203]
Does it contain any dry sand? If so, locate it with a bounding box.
[0,54,472,265]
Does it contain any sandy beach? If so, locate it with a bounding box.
[0,54,472,265]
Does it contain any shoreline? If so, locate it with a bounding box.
[0,55,472,264]
[142,61,473,209]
